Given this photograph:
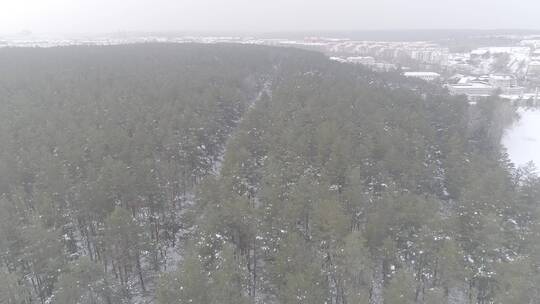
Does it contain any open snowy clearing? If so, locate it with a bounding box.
[502,107,540,169]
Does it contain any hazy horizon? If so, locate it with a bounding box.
[1,0,540,36]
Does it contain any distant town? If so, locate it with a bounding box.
[2,31,540,105]
[326,39,540,106]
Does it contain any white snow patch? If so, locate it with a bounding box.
[502,108,540,169]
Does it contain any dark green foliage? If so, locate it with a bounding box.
[383,269,417,304]
[0,273,30,304]
[0,44,537,303]
[157,248,210,304]
[53,257,118,304]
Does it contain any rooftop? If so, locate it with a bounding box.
[404,72,440,76]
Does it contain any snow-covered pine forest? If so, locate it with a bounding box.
[0,44,539,304]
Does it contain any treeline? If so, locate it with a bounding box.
[0,44,538,304]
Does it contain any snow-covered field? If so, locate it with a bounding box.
[502,108,540,169]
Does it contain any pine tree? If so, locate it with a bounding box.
[104,207,146,290]
[53,257,118,304]
[209,245,249,304]
[156,247,210,304]
[383,269,416,304]
[0,273,30,304]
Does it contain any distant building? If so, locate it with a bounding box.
[528,61,540,76]
[343,56,396,72]
[404,72,441,82]
[471,49,489,57]
[408,48,449,65]
[447,83,497,97]
[473,47,530,56]
[531,49,540,60]
[502,86,526,95]
[346,56,376,65]
[488,74,517,88]
[371,62,397,72]
[520,40,540,49]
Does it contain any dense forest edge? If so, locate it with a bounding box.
[0,44,539,304]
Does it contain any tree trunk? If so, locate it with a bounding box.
[136,253,146,292]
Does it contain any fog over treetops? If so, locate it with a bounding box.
[1,0,539,34]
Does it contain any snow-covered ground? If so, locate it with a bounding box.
[502,108,540,169]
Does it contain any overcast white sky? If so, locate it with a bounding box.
[0,0,538,35]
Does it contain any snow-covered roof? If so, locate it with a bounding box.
[476,47,530,55]
[489,74,514,80]
[404,72,440,77]
[450,83,493,89]
[457,76,477,84]
[471,49,489,55]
